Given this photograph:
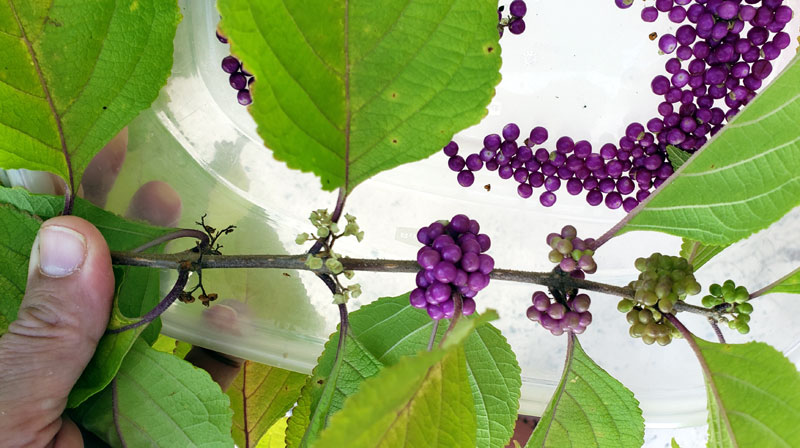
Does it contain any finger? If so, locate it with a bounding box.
[125,180,182,227]
[184,346,243,392]
[80,128,128,208]
[0,216,114,447]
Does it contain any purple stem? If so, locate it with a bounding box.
[112,377,127,448]
[107,270,189,334]
[749,265,800,299]
[708,318,726,344]
[131,229,209,254]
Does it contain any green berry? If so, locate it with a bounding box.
[650,308,663,322]
[548,250,563,263]
[638,309,654,324]
[737,323,750,334]
[670,269,686,282]
[655,282,672,299]
[658,298,675,314]
[642,291,659,307]
[702,295,717,308]
[685,280,702,296]
[642,334,656,345]
[656,334,672,346]
[721,280,736,299]
[305,255,323,270]
[736,313,751,324]
[618,299,635,313]
[626,310,639,325]
[733,286,749,303]
[556,238,573,255]
[635,257,648,272]
[317,226,330,238]
[571,249,582,261]
[645,322,661,338]
[709,283,722,297]
[736,302,754,315]
[549,236,562,249]
[325,258,344,274]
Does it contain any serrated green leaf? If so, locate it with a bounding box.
[286,332,384,448]
[679,239,728,270]
[761,266,800,296]
[313,313,497,448]
[349,294,522,448]
[0,187,175,407]
[70,338,234,447]
[0,0,180,194]
[691,338,800,448]
[526,334,644,448]
[257,417,289,448]
[618,54,800,245]
[228,361,307,448]
[218,0,501,193]
[666,145,692,170]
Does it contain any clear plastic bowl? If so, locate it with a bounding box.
[10,0,799,429]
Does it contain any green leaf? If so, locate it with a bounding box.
[671,438,680,448]
[0,187,175,407]
[151,333,191,359]
[218,0,501,193]
[71,338,234,447]
[228,361,307,448]
[67,272,147,408]
[349,294,522,448]
[691,338,800,448]
[313,312,497,448]
[0,0,181,193]
[114,265,162,345]
[760,266,800,296]
[257,417,289,448]
[526,334,644,448]
[286,332,384,448]
[679,239,728,271]
[666,145,692,170]
[0,203,41,334]
[618,54,800,245]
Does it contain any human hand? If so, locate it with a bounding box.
[0,131,243,447]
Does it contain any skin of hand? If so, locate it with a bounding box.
[0,130,242,447]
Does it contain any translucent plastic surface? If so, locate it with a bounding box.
[99,0,800,428]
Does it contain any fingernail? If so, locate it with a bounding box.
[35,226,87,278]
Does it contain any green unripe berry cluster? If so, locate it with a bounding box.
[619,301,682,346]
[627,253,701,314]
[546,225,597,275]
[701,280,753,334]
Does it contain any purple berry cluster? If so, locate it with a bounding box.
[623,0,794,152]
[216,29,254,106]
[410,214,494,320]
[526,291,593,335]
[445,0,793,211]
[546,225,597,280]
[443,122,667,210]
[498,0,528,37]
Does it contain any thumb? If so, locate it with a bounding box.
[0,216,114,447]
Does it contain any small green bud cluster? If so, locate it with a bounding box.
[546,225,597,279]
[627,253,701,314]
[297,210,364,304]
[702,280,753,334]
[618,300,681,346]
